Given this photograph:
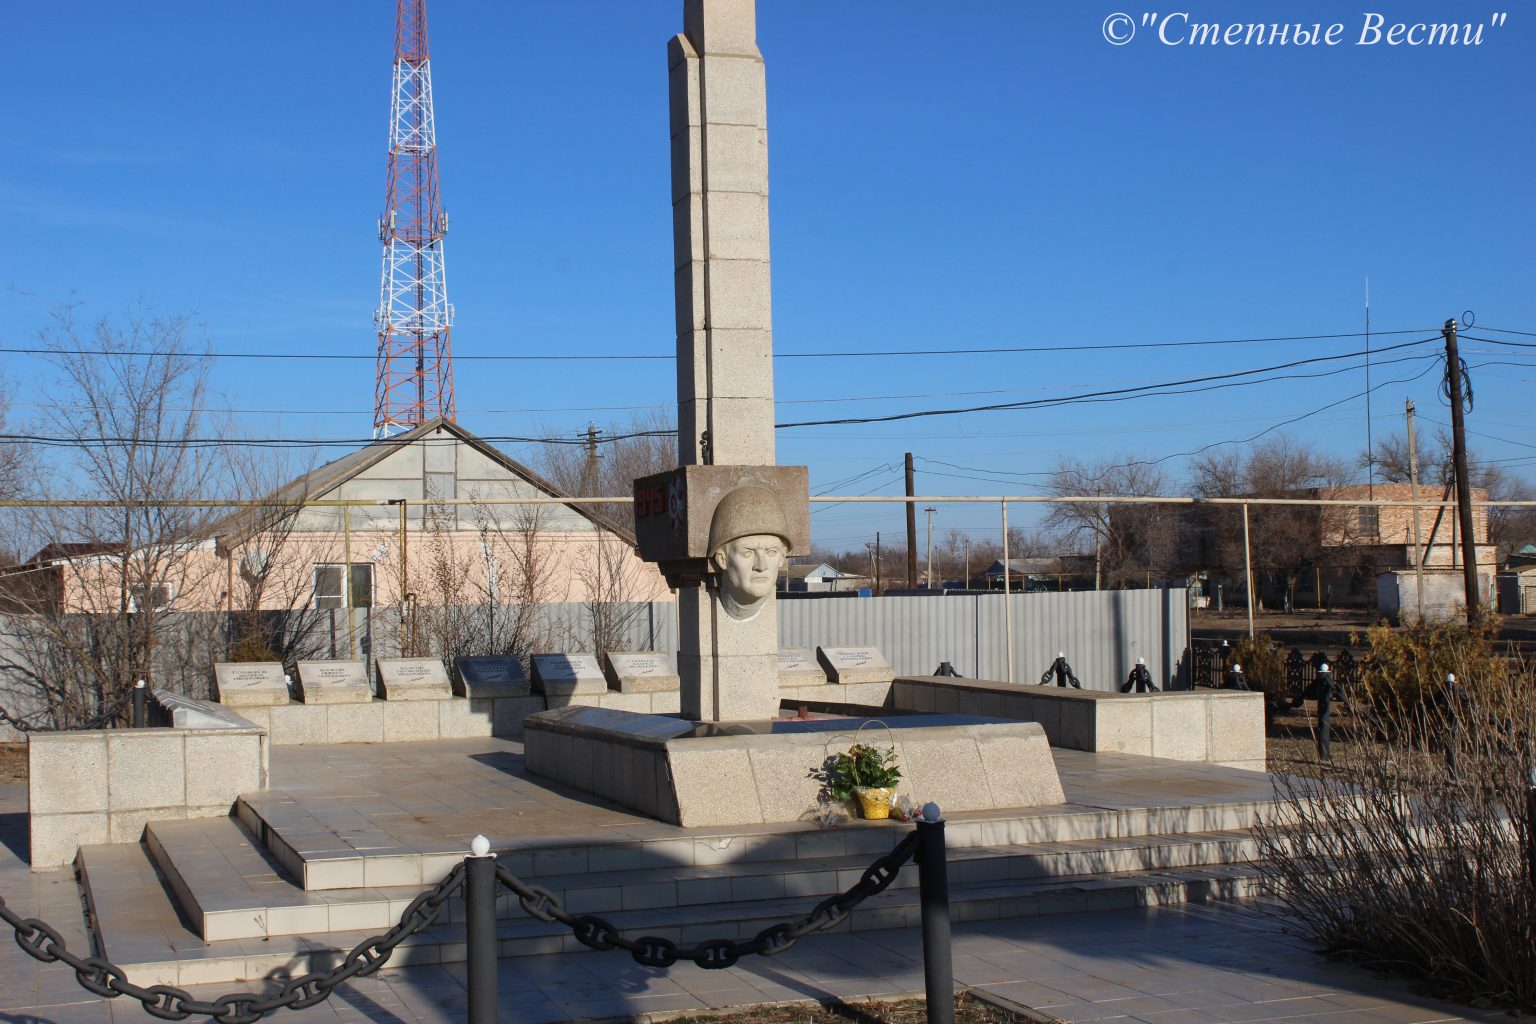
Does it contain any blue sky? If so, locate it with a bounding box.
[2,2,1532,555]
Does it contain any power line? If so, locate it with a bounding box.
[775,338,1441,429]
[917,360,1442,489]
[0,346,1444,451]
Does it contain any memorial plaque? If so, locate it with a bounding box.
[213,661,290,707]
[376,658,453,701]
[777,647,828,687]
[530,654,607,695]
[603,651,680,694]
[294,660,373,705]
[454,656,530,698]
[817,646,895,685]
[154,689,259,729]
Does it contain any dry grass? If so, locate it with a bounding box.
[1254,636,1536,1015]
[0,743,25,784]
[662,992,1062,1024]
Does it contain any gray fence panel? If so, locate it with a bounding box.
[778,589,1187,692]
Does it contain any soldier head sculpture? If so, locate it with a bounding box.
[707,485,793,621]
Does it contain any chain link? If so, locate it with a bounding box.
[495,829,920,970]
[0,820,925,1012]
[0,860,465,1022]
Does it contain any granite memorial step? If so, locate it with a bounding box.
[80,840,1269,988]
[235,786,1294,892]
[140,808,1269,944]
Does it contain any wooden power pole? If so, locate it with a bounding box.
[1442,319,1481,622]
[905,452,917,589]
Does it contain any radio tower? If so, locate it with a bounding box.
[373,0,455,435]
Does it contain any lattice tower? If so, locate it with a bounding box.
[373,0,455,435]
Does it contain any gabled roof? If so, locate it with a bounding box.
[207,418,635,551]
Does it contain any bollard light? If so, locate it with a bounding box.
[470,834,492,857]
[920,801,942,823]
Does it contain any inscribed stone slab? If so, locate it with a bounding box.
[213,662,289,707]
[817,646,895,685]
[375,658,452,701]
[603,651,680,693]
[777,647,827,686]
[152,690,257,730]
[294,661,372,705]
[454,656,530,698]
[530,654,607,695]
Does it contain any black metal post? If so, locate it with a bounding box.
[465,836,499,1024]
[1315,666,1332,761]
[915,806,954,1024]
[132,679,147,729]
[1525,764,1536,891]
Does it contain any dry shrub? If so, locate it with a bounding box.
[1254,624,1536,1014]
[1231,635,1284,699]
[1353,616,1504,720]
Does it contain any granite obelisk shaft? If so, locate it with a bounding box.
[670,0,780,721]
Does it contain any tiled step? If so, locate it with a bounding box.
[236,788,1293,892]
[86,855,1268,987]
[150,811,1268,943]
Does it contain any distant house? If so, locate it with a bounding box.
[23,418,673,620]
[980,558,1096,592]
[781,562,866,593]
[1497,543,1536,615]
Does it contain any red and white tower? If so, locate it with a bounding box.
[373,0,455,435]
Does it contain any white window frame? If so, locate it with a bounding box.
[313,563,373,610]
[128,581,175,612]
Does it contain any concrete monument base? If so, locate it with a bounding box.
[893,677,1266,770]
[524,706,1066,827]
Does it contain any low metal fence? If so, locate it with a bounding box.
[0,809,957,1024]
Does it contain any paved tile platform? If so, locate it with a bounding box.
[0,748,1524,1022]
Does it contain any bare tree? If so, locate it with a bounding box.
[1045,457,1173,588]
[1189,436,1351,606]
[0,304,232,725]
[569,526,649,659]
[536,411,676,531]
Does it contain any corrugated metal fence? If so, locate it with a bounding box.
[776,589,1189,691]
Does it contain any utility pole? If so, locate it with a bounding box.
[579,422,601,497]
[1443,319,1481,622]
[904,452,917,590]
[875,531,882,595]
[924,506,937,589]
[1406,399,1426,624]
[964,537,971,589]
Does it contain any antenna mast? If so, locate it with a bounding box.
[1364,277,1373,498]
[373,0,455,436]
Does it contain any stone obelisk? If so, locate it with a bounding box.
[670,0,784,722]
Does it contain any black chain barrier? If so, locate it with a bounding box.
[0,862,465,1023]
[494,830,921,971]
[0,688,137,733]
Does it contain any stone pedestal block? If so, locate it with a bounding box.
[213,662,288,707]
[376,658,452,701]
[817,646,895,686]
[531,654,607,696]
[777,647,828,686]
[294,661,371,705]
[603,651,680,694]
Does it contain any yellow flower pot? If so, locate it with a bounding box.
[854,786,896,820]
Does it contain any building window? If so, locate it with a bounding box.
[129,582,173,611]
[1357,505,1380,539]
[314,564,373,609]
